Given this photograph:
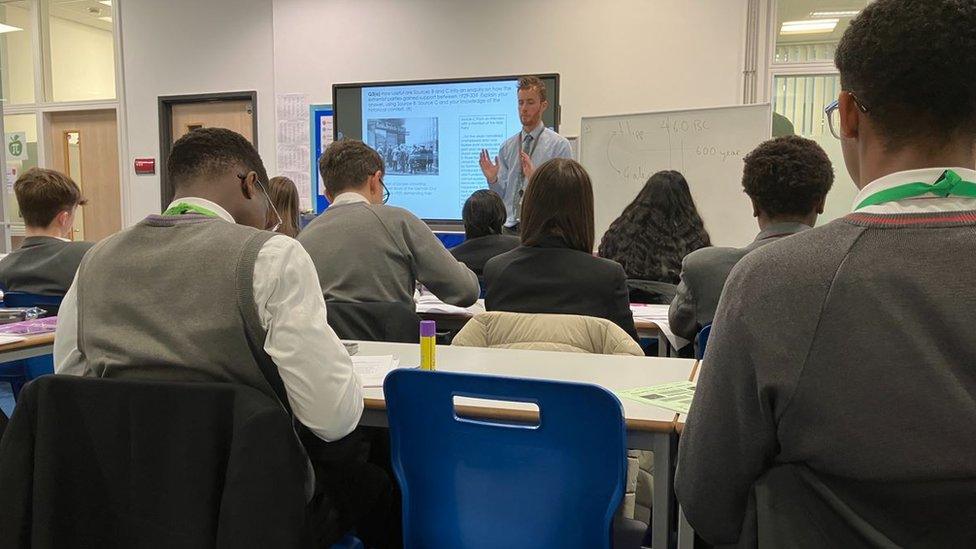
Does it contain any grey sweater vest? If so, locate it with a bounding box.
[76,215,281,403]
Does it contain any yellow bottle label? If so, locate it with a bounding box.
[420,336,436,371]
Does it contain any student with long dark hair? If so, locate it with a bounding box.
[483,158,638,340]
[598,171,711,285]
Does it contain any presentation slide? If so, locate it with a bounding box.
[361,81,521,220]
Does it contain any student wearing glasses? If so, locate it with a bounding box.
[676,0,976,545]
[54,128,395,547]
[299,139,479,307]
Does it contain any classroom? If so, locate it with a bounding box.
[0,0,974,547]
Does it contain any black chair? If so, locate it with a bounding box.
[626,280,678,305]
[0,376,309,549]
[326,301,421,343]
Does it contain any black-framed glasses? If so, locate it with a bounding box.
[237,172,282,232]
[824,91,870,139]
[379,176,390,204]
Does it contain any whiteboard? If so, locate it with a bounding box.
[580,104,771,247]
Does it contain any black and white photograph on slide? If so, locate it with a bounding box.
[367,117,439,175]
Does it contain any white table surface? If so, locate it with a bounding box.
[353,340,696,431]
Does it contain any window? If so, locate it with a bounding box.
[44,0,117,101]
[764,1,871,225]
[0,1,36,105]
[774,0,870,64]
[772,74,857,222]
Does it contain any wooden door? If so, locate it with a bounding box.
[170,100,253,142]
[47,109,121,243]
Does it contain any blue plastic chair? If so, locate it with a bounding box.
[0,361,28,402]
[695,323,713,360]
[384,369,627,549]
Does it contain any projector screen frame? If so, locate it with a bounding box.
[332,73,561,229]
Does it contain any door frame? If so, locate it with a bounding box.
[157,91,258,208]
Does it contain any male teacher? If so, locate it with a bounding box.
[479,76,572,234]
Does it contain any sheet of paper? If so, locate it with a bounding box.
[352,355,401,388]
[414,293,485,316]
[0,335,28,346]
[617,381,696,415]
[629,304,689,350]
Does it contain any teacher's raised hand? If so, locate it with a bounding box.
[479,149,499,184]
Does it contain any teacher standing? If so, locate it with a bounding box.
[479,76,572,234]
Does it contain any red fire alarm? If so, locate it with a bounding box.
[134,158,156,175]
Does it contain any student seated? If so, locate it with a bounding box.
[267,175,302,237]
[0,168,93,295]
[53,128,393,547]
[598,170,710,286]
[676,1,976,546]
[299,139,479,307]
[484,159,638,341]
[669,135,834,341]
[450,189,519,277]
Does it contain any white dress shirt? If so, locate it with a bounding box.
[852,167,976,214]
[54,197,364,442]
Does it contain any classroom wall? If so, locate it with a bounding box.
[119,0,748,224]
[271,0,749,138]
[119,0,276,223]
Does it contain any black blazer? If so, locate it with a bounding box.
[0,376,309,549]
[483,236,639,341]
[449,234,520,276]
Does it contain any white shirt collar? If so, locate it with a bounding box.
[165,197,235,223]
[852,167,976,214]
[329,192,371,207]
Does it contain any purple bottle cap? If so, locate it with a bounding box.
[420,320,436,337]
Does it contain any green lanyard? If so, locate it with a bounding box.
[855,170,976,211]
[161,202,220,217]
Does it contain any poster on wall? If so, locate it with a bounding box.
[275,93,312,210]
[310,104,334,212]
[5,132,28,161]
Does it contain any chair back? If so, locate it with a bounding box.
[452,311,643,356]
[626,279,678,305]
[2,292,63,316]
[326,301,421,343]
[384,369,627,549]
[696,323,712,360]
[0,376,308,548]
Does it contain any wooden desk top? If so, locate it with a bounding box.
[0,332,55,353]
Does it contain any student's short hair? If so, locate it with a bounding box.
[318,139,384,196]
[168,128,269,190]
[462,189,506,239]
[520,158,594,253]
[834,0,976,149]
[518,76,547,103]
[742,136,834,218]
[14,168,87,228]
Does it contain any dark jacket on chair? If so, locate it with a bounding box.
[0,237,93,295]
[483,236,638,341]
[326,301,421,343]
[0,376,309,549]
[449,234,520,276]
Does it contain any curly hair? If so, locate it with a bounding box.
[742,136,834,218]
[835,0,976,149]
[168,127,268,190]
[598,171,711,284]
